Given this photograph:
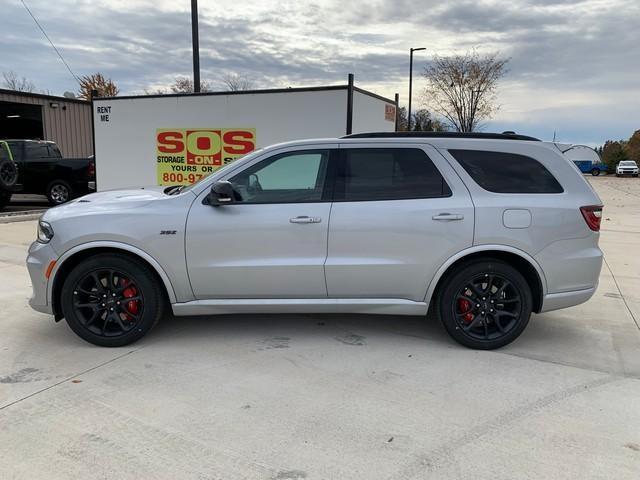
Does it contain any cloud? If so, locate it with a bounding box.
[1,0,638,144]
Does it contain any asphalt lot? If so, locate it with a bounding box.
[1,175,639,479]
[0,194,49,215]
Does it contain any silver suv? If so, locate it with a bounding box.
[27,132,604,349]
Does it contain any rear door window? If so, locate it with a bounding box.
[25,143,50,160]
[448,149,563,194]
[335,148,451,201]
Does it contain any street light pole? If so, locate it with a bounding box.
[408,47,425,131]
[191,0,201,93]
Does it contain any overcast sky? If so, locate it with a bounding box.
[2,0,638,145]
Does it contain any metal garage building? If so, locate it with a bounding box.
[0,89,93,157]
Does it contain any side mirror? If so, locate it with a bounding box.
[207,180,235,206]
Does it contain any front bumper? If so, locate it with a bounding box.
[26,241,56,315]
[617,170,639,175]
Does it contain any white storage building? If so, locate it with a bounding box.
[92,76,398,191]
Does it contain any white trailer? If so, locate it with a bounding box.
[92,77,398,190]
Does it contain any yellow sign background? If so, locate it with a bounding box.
[156,128,256,186]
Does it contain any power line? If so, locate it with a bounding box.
[20,0,81,86]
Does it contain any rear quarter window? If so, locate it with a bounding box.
[448,149,564,194]
[48,145,62,158]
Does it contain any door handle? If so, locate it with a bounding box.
[432,213,464,221]
[290,216,322,224]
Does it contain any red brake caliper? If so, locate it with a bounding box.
[120,279,140,321]
[457,298,474,324]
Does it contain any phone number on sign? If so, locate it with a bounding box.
[161,172,206,184]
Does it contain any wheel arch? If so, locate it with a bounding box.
[425,246,547,314]
[49,242,177,319]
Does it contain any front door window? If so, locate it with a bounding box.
[229,150,330,204]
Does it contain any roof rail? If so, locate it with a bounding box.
[341,131,541,141]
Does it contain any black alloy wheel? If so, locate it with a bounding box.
[47,180,72,205]
[0,160,18,188]
[71,268,145,337]
[453,273,522,341]
[61,254,164,347]
[437,259,532,349]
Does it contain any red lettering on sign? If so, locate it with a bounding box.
[223,130,255,155]
[196,136,210,150]
[186,130,222,165]
[157,131,184,153]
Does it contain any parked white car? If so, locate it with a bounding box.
[616,160,639,177]
[27,132,604,349]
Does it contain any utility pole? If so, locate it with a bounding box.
[191,0,201,92]
[408,47,425,131]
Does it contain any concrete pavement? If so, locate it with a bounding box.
[0,176,639,479]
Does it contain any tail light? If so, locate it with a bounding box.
[580,205,603,232]
[88,161,95,179]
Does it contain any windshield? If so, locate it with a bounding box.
[620,161,637,166]
[167,148,265,195]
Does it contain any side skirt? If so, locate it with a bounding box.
[171,298,429,317]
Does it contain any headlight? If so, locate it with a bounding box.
[37,220,54,243]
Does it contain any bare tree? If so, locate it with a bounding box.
[396,106,447,132]
[2,71,36,92]
[422,51,509,132]
[412,109,448,132]
[222,73,254,91]
[396,106,409,131]
[78,73,119,99]
[144,87,167,95]
[170,76,211,93]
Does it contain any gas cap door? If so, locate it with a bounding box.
[503,209,531,229]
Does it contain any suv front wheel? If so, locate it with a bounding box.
[61,253,165,347]
[437,259,532,350]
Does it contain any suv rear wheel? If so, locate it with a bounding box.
[437,259,532,350]
[61,253,165,347]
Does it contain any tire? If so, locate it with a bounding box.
[47,180,73,205]
[436,259,533,350]
[591,168,600,176]
[61,253,165,347]
[616,174,620,177]
[0,190,11,209]
[0,158,18,189]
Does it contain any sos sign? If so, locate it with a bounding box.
[156,128,256,186]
